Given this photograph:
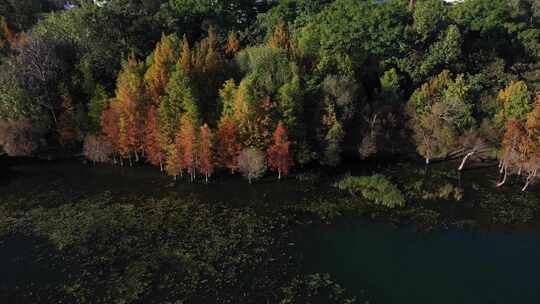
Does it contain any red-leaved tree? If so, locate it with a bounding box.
[101,103,121,164]
[267,121,293,180]
[217,117,241,173]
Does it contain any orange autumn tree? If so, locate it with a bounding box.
[217,117,241,173]
[165,136,183,180]
[498,120,530,187]
[267,121,293,180]
[178,115,198,182]
[198,123,214,183]
[522,97,540,191]
[0,16,27,54]
[267,22,290,51]
[101,101,121,164]
[144,33,180,105]
[179,34,192,78]
[114,55,147,165]
[144,106,166,171]
[225,31,241,57]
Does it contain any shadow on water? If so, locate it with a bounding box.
[0,235,68,303]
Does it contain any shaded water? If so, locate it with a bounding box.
[303,220,540,303]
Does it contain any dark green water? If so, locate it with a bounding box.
[303,220,540,303]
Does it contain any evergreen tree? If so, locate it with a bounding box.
[144,33,180,105]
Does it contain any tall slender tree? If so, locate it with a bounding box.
[160,62,198,144]
[144,33,180,105]
[114,55,147,164]
[101,101,121,164]
[225,31,241,57]
[217,116,241,173]
[178,115,198,182]
[198,123,215,183]
[165,140,182,180]
[267,121,293,180]
[144,106,165,171]
[179,34,192,78]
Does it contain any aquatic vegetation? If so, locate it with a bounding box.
[280,273,360,304]
[0,191,359,303]
[335,175,405,208]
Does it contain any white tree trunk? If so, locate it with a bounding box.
[160,161,163,172]
[497,166,508,187]
[522,169,538,192]
[425,157,430,165]
[458,151,475,171]
[522,174,532,192]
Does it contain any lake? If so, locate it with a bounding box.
[2,157,540,303]
[303,219,540,303]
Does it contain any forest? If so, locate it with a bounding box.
[1,0,540,190]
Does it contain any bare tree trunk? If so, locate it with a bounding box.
[159,161,163,172]
[278,170,281,180]
[134,151,139,162]
[205,173,209,184]
[458,151,475,171]
[518,166,522,176]
[497,165,508,187]
[50,109,58,124]
[425,157,430,165]
[128,154,133,167]
[120,157,124,167]
[522,169,537,192]
[522,173,533,192]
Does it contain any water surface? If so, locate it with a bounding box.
[303,220,540,303]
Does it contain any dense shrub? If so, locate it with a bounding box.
[335,175,405,208]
